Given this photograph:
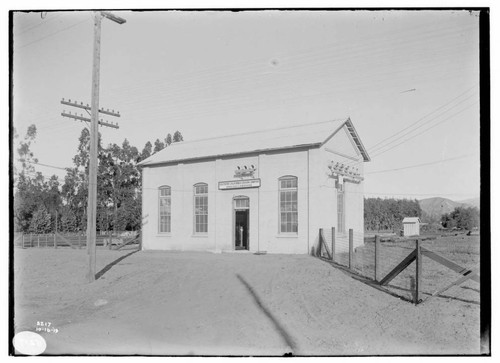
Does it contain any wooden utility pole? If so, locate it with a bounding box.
[60,11,124,282]
[85,11,102,282]
[67,11,126,283]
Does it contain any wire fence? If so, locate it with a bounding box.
[317,228,480,305]
[14,231,141,250]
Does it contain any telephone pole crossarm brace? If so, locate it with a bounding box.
[86,11,125,283]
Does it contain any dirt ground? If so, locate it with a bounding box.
[12,246,481,356]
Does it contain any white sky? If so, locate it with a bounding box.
[11,8,483,203]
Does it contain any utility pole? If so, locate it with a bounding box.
[61,11,125,282]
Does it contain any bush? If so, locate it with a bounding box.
[441,206,479,230]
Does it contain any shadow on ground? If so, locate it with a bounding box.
[236,274,296,355]
[317,257,479,306]
[95,250,139,280]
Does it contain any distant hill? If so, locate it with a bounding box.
[457,197,480,209]
[419,197,465,222]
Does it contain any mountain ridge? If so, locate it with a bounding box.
[419,196,479,222]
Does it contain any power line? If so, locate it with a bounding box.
[17,18,90,49]
[30,161,69,171]
[341,86,479,169]
[369,100,478,159]
[17,13,61,36]
[365,153,477,175]
[365,86,477,153]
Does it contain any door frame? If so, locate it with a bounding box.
[233,196,250,250]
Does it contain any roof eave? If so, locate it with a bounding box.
[139,143,322,168]
[345,117,371,162]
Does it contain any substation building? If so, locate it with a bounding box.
[138,118,370,254]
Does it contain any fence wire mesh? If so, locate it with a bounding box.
[318,228,480,304]
[14,232,141,250]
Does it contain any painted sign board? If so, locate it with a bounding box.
[218,178,261,190]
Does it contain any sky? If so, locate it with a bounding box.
[11,8,482,202]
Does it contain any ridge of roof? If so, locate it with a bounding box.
[166,117,349,146]
[138,117,370,167]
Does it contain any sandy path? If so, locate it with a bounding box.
[13,248,481,355]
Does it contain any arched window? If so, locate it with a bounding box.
[158,186,171,233]
[279,176,298,233]
[194,183,208,233]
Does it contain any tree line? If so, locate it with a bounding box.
[441,206,479,230]
[13,125,183,234]
[364,197,479,232]
[364,197,422,231]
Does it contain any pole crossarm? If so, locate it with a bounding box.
[61,99,121,117]
[61,112,119,129]
[101,11,126,24]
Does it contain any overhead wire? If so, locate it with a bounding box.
[340,86,479,169]
[114,31,476,113]
[107,21,477,97]
[364,153,478,175]
[365,86,478,153]
[16,13,61,36]
[15,19,477,141]
[16,17,90,50]
[369,99,478,159]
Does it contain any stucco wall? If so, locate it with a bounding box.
[141,128,367,254]
[142,149,311,253]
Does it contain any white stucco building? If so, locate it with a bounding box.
[138,118,370,254]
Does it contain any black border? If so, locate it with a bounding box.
[478,8,491,355]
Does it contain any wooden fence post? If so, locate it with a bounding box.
[375,235,380,282]
[415,239,422,304]
[54,233,57,249]
[349,229,353,270]
[37,234,40,248]
[331,227,335,262]
[318,228,323,257]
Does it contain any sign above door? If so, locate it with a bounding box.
[218,178,261,190]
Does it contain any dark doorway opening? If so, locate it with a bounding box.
[235,209,249,250]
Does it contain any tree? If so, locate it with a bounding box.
[153,139,165,154]
[173,130,183,143]
[29,206,52,234]
[441,207,479,230]
[140,141,152,161]
[16,124,38,176]
[364,197,422,231]
[165,133,172,147]
[60,207,78,232]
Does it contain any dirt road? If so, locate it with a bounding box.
[13,248,481,355]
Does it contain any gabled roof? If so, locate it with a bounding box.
[139,118,370,167]
[403,217,421,224]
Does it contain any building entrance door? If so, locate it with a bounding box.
[233,197,249,250]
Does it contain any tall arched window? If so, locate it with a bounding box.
[279,176,298,233]
[194,183,208,233]
[158,186,171,233]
